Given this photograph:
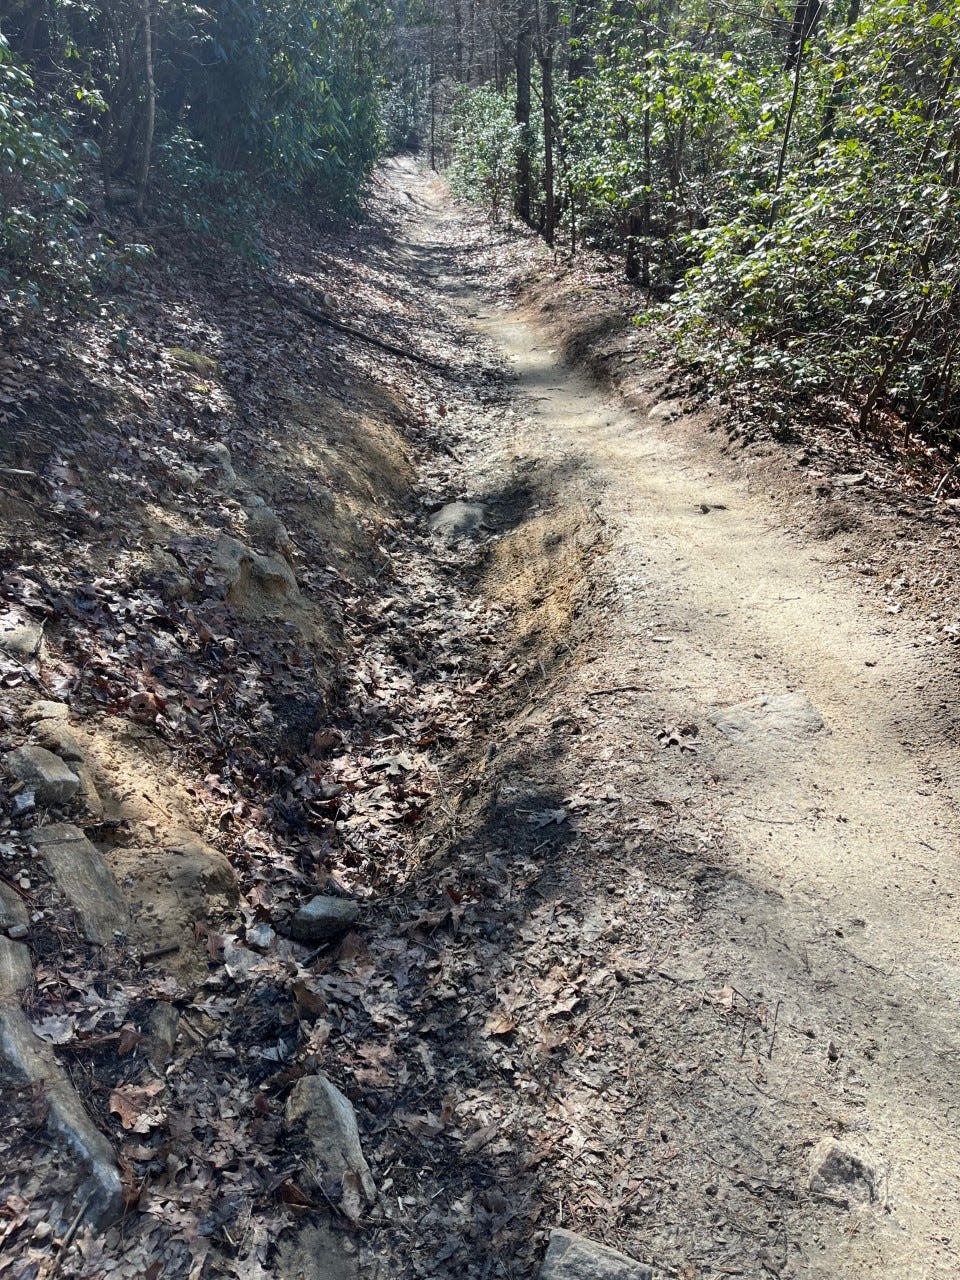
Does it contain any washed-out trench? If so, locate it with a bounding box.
[373,159,960,1279]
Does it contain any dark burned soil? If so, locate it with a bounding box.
[2,158,960,1280]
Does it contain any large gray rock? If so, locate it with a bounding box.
[288,895,359,943]
[285,1074,376,1208]
[710,692,825,744]
[540,1230,654,1280]
[5,746,79,806]
[429,501,486,542]
[0,1003,123,1229]
[31,823,128,945]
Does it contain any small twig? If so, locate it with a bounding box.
[141,942,180,963]
[43,1191,93,1279]
[767,997,782,1060]
[585,684,649,698]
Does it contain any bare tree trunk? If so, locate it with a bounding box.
[515,0,532,224]
[539,0,558,245]
[135,0,155,221]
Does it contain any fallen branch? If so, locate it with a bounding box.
[279,289,448,372]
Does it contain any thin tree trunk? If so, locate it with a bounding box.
[515,0,532,224]
[135,0,155,221]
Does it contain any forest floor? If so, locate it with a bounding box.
[2,157,960,1280]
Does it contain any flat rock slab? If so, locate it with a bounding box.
[540,1229,655,1279]
[288,894,359,943]
[31,823,128,945]
[429,501,486,541]
[710,692,825,744]
[0,1003,123,1229]
[5,745,79,806]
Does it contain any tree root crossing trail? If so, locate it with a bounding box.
[386,158,960,1279]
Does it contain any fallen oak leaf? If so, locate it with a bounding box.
[109,1080,166,1133]
[483,1011,517,1038]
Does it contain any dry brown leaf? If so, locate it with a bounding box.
[483,1011,517,1038]
[109,1080,166,1133]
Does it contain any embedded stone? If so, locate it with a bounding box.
[0,611,43,658]
[30,823,128,945]
[285,1073,376,1206]
[288,895,359,943]
[429,501,486,541]
[0,936,32,996]
[5,746,79,806]
[539,1230,655,1280]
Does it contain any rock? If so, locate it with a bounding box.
[167,347,220,377]
[244,495,292,556]
[24,700,69,725]
[150,548,194,601]
[213,535,298,607]
[647,400,682,423]
[206,442,238,490]
[246,922,276,950]
[429,501,486,541]
[710,693,825,744]
[7,923,28,940]
[808,1138,876,1205]
[11,791,35,817]
[539,1229,655,1279]
[5,746,79,806]
[285,1074,376,1207]
[31,719,85,762]
[0,1003,123,1229]
[30,824,128,945]
[288,895,359,943]
[70,764,104,818]
[147,1002,181,1069]
[0,936,32,996]
[111,833,237,973]
[837,471,868,487]
[0,882,29,935]
[0,610,43,659]
[275,1224,358,1280]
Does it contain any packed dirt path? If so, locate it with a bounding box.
[386,159,960,1278]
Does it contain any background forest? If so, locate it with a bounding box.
[3,0,960,445]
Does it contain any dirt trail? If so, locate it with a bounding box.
[389,159,960,1277]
